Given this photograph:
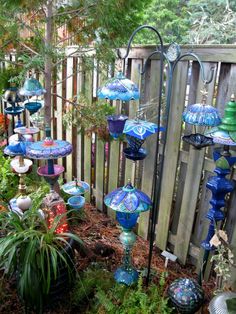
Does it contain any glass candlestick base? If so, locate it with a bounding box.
[115,212,139,285]
[114,266,139,286]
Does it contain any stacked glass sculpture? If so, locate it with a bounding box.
[20,77,45,115]
[62,179,90,210]
[199,95,236,280]
[104,181,152,285]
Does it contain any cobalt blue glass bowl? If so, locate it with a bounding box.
[116,212,139,230]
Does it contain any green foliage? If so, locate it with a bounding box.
[0,207,83,311]
[136,0,189,44]
[0,149,18,204]
[210,229,235,293]
[226,298,236,314]
[0,148,50,205]
[0,66,22,94]
[71,265,115,308]
[0,0,150,75]
[186,0,236,44]
[92,273,172,314]
[63,95,115,140]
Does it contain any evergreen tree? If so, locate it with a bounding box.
[137,0,189,44]
[0,0,149,124]
[185,0,236,44]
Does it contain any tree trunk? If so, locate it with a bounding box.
[44,0,53,128]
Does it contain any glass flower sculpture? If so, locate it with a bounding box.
[123,119,161,161]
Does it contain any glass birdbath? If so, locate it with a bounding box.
[62,179,90,196]
[26,128,72,191]
[104,181,152,285]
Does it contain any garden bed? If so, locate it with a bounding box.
[0,203,215,313]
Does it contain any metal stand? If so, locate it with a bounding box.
[118,24,214,285]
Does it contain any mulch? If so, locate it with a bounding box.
[0,203,215,313]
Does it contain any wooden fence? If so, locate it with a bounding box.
[1,45,236,280]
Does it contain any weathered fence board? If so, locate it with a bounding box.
[156,61,189,251]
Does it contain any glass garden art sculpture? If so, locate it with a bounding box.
[123,119,161,161]
[97,71,140,101]
[4,86,25,128]
[41,191,69,234]
[168,278,204,314]
[20,77,46,115]
[4,127,39,212]
[182,89,221,149]
[106,114,128,139]
[62,178,90,211]
[97,70,140,140]
[198,95,236,281]
[104,181,152,285]
[26,127,72,191]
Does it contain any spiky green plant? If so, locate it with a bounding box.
[0,208,83,312]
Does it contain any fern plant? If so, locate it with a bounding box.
[93,273,172,314]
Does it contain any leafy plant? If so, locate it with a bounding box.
[63,95,115,141]
[210,229,235,293]
[0,65,22,95]
[0,148,19,204]
[0,148,49,205]
[0,208,83,312]
[71,265,115,308]
[92,273,172,314]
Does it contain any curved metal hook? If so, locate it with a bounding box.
[117,25,164,60]
[173,52,215,85]
[141,50,171,75]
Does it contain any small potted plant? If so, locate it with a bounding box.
[0,198,83,312]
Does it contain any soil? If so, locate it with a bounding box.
[0,203,215,313]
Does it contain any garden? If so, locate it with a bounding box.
[0,1,236,313]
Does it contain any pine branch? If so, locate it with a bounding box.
[17,41,39,56]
